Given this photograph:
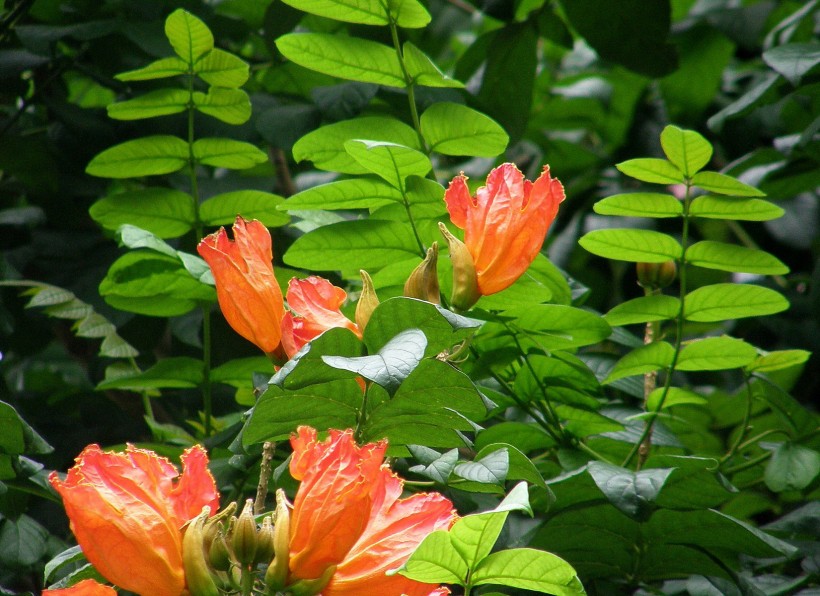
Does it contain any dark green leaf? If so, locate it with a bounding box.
[116,57,188,81]
[762,43,820,86]
[89,188,195,238]
[96,357,203,390]
[502,304,611,350]
[764,443,820,492]
[454,448,508,486]
[200,190,289,227]
[588,461,674,520]
[107,88,189,120]
[0,515,49,568]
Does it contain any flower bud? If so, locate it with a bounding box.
[208,530,232,572]
[232,498,258,567]
[287,565,337,596]
[404,243,440,304]
[355,270,379,331]
[637,260,677,290]
[255,515,276,566]
[265,489,291,592]
[182,507,220,596]
[439,222,480,311]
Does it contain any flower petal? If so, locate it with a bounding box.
[43,579,117,596]
[443,173,471,230]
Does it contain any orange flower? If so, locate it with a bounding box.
[287,427,455,595]
[197,216,286,357]
[43,579,117,596]
[444,163,565,298]
[49,445,219,596]
[281,277,361,358]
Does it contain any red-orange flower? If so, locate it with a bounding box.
[43,579,117,596]
[49,445,219,596]
[444,163,565,298]
[287,427,455,595]
[197,216,286,356]
[281,277,361,359]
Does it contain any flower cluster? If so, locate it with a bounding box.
[47,428,453,595]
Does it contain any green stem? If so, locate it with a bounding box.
[240,566,255,596]
[186,65,213,437]
[722,451,772,476]
[128,356,155,422]
[622,182,693,468]
[720,374,754,464]
[388,19,428,154]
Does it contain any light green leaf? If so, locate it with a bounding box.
[281,0,389,25]
[284,220,420,273]
[685,241,789,275]
[194,48,249,87]
[764,443,820,492]
[502,304,611,350]
[616,158,684,184]
[604,342,675,383]
[579,229,682,262]
[689,195,784,221]
[746,350,811,374]
[283,179,402,211]
[677,336,758,371]
[86,136,189,178]
[193,87,251,124]
[96,357,203,390]
[344,140,431,189]
[397,531,468,584]
[276,33,405,87]
[594,193,683,218]
[472,548,584,595]
[106,88,189,120]
[420,102,507,157]
[165,9,213,64]
[604,295,680,326]
[388,0,432,27]
[684,283,789,322]
[659,125,712,177]
[762,43,820,86]
[115,57,188,81]
[647,387,708,411]
[691,171,765,197]
[200,191,289,227]
[403,42,463,88]
[293,116,420,174]
[89,188,195,238]
[192,138,267,169]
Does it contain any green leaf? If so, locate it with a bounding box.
[471,548,584,595]
[397,531,468,584]
[454,449,508,486]
[579,229,682,262]
[646,387,707,411]
[0,401,26,454]
[502,304,611,350]
[746,350,811,374]
[192,138,267,169]
[276,33,405,87]
[283,179,403,211]
[677,336,758,371]
[96,357,203,390]
[194,48,249,87]
[473,443,549,490]
[604,341,675,383]
[106,88,189,120]
[99,252,215,317]
[762,43,820,86]
[89,188,195,238]
[764,443,820,492]
[280,0,389,25]
[193,87,251,124]
[200,190,289,227]
[44,546,85,584]
[284,220,420,273]
[685,241,789,275]
[515,354,601,408]
[556,405,623,437]
[616,158,684,184]
[116,57,188,81]
[165,9,213,64]
[116,225,212,284]
[403,42,463,88]
[593,193,682,218]
[361,359,487,447]
[211,356,274,388]
[588,461,674,521]
[322,328,426,395]
[0,514,49,568]
[689,195,784,221]
[604,295,681,326]
[420,102,507,157]
[691,171,765,197]
[408,447,459,483]
[388,0,432,27]
[343,140,431,189]
[86,136,189,178]
[659,125,712,177]
[292,116,420,174]
[684,283,789,323]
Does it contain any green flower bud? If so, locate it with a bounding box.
[182,507,220,596]
[404,242,441,304]
[231,498,258,568]
[439,222,480,311]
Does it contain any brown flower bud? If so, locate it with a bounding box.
[637,260,677,290]
[404,242,441,304]
[355,270,379,331]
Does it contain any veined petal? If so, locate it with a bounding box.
[169,445,220,522]
[443,174,471,230]
[42,579,117,596]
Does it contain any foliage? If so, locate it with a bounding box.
[0,0,818,594]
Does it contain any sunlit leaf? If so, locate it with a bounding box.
[594,193,682,218]
[194,48,249,87]
[691,171,765,197]
[165,9,213,64]
[616,158,684,184]
[684,283,789,322]
[116,57,188,81]
[420,102,507,157]
[403,42,463,88]
[580,229,682,262]
[200,190,289,227]
[107,88,189,120]
[282,179,402,211]
[193,87,251,124]
[659,124,712,176]
[604,294,680,326]
[89,188,195,238]
[685,241,788,275]
[86,136,189,178]
[343,140,431,189]
[689,195,784,221]
[472,548,585,594]
[677,336,758,371]
[192,138,267,168]
[604,342,675,383]
[646,387,708,411]
[746,350,811,374]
